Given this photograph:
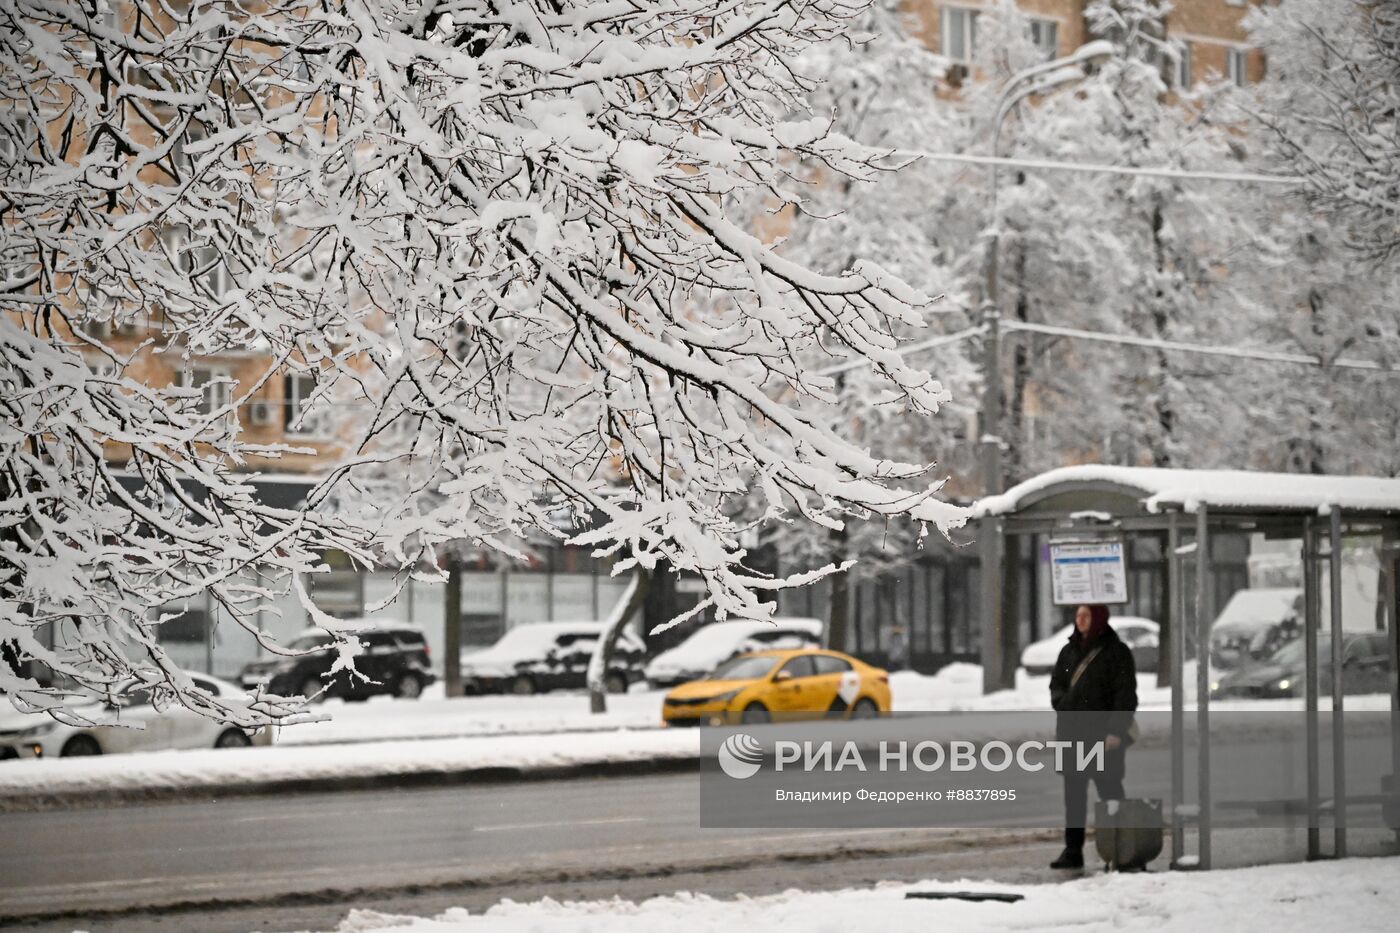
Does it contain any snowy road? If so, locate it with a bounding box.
[0,772,1015,924]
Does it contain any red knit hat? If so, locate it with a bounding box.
[1080,604,1111,642]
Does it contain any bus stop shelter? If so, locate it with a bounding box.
[973,465,1400,868]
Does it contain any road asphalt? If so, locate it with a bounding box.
[0,772,1044,920]
[4,764,1398,932]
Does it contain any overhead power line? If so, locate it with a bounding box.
[894,150,1307,187]
[1002,320,1399,374]
[815,320,1394,379]
[814,325,987,378]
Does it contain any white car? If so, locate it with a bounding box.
[0,674,272,760]
[459,622,646,695]
[644,618,825,688]
[1020,617,1161,676]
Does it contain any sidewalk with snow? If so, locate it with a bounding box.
[287,856,1400,933]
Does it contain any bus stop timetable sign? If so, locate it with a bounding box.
[1049,540,1128,605]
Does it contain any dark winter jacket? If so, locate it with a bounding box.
[1049,624,1138,743]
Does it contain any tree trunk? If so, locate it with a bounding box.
[588,569,651,714]
[1009,245,1031,484]
[1149,199,1177,474]
[827,523,850,652]
[444,558,463,697]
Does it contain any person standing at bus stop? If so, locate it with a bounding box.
[1048,603,1138,869]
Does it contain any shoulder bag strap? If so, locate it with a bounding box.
[1068,644,1106,693]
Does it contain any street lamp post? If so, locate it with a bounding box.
[978,41,1115,694]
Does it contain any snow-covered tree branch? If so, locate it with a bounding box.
[0,0,966,721]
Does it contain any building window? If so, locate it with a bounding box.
[1174,40,1193,89]
[185,243,237,298]
[283,372,327,436]
[86,356,118,379]
[1029,18,1058,61]
[1226,48,1249,86]
[170,121,210,179]
[941,7,979,63]
[185,365,232,417]
[163,225,236,299]
[310,569,363,618]
[158,608,209,644]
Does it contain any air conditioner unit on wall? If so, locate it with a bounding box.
[248,400,275,427]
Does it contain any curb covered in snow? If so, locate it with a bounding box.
[0,728,702,812]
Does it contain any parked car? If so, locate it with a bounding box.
[661,648,890,726]
[1211,632,1393,700]
[1209,588,1303,670]
[645,618,824,688]
[0,674,271,759]
[239,624,435,701]
[459,622,645,695]
[1021,616,1160,676]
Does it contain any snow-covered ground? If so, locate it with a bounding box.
[273,683,661,746]
[286,856,1400,932]
[896,662,1392,714]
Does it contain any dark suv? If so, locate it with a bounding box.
[1212,632,1393,699]
[239,626,436,701]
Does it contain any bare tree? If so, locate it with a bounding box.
[1248,0,1400,263]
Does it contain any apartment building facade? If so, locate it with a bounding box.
[908,0,1269,89]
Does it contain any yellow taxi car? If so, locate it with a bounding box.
[661,648,890,726]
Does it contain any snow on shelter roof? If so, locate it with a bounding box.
[973,465,1400,518]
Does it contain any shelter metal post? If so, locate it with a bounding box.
[979,515,1009,694]
[1303,516,1321,860]
[1385,527,1400,845]
[1194,505,1212,870]
[1168,510,1185,867]
[1002,533,1023,691]
[1328,509,1347,857]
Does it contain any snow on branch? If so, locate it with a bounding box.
[0,0,965,722]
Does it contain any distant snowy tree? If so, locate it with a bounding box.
[725,0,977,648]
[1209,0,1400,477]
[1247,0,1400,263]
[0,0,967,721]
[1222,190,1400,477]
[961,0,1253,478]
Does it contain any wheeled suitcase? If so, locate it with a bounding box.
[1094,798,1164,870]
